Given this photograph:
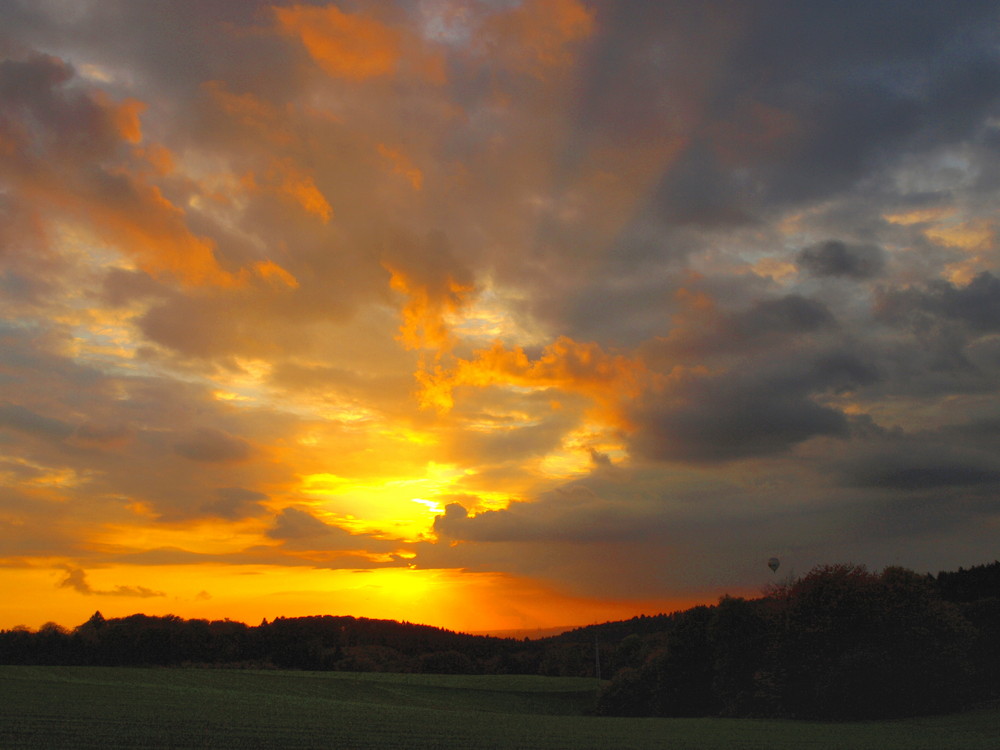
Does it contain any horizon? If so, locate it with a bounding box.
[8,555,990,636]
[2,1,1000,635]
[15,607,583,639]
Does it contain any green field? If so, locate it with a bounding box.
[1,666,996,749]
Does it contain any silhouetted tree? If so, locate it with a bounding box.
[764,564,974,718]
[709,596,769,716]
[599,563,979,720]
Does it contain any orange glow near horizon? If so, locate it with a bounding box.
[0,564,724,635]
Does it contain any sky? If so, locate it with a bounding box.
[2,0,1000,634]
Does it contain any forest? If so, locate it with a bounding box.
[3,561,999,720]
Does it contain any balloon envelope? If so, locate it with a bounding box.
[767,557,780,572]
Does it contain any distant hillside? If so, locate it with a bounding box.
[2,560,998,720]
[470,625,575,639]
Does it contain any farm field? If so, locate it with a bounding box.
[1,665,997,750]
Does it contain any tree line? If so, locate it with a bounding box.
[594,563,999,719]
[2,560,998,719]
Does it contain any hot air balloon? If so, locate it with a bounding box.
[767,557,780,573]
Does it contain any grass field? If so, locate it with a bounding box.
[1,666,997,749]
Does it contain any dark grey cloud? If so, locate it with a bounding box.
[266,507,404,559]
[844,447,1000,491]
[0,402,74,442]
[1,0,295,99]
[100,268,167,307]
[716,1,1000,202]
[0,257,56,307]
[434,483,647,545]
[59,566,165,598]
[835,417,1000,492]
[646,144,754,228]
[173,428,253,463]
[422,455,986,598]
[944,414,1000,446]
[628,379,849,463]
[922,272,1000,332]
[730,294,836,339]
[0,52,129,163]
[798,240,886,280]
[70,421,131,447]
[629,307,883,463]
[201,487,268,520]
[876,273,1000,367]
[139,295,266,360]
[430,464,756,552]
[860,463,1000,491]
[267,507,339,541]
[570,0,1000,253]
[422,466,1000,599]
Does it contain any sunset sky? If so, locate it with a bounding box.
[3,0,1000,634]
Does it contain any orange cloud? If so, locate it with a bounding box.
[882,206,957,226]
[0,64,241,288]
[673,283,716,315]
[274,4,402,80]
[239,158,333,222]
[418,336,656,416]
[201,80,293,145]
[134,143,176,176]
[95,92,146,144]
[270,159,333,222]
[639,280,726,361]
[384,263,474,352]
[253,259,299,289]
[378,143,423,190]
[19,165,242,288]
[924,218,995,251]
[929,218,997,284]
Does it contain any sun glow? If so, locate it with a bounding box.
[299,462,471,538]
[0,563,702,636]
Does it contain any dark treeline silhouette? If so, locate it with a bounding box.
[3,560,998,719]
[595,563,992,719]
[0,613,536,675]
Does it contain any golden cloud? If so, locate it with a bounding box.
[378,143,424,191]
[274,4,403,80]
[417,336,657,418]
